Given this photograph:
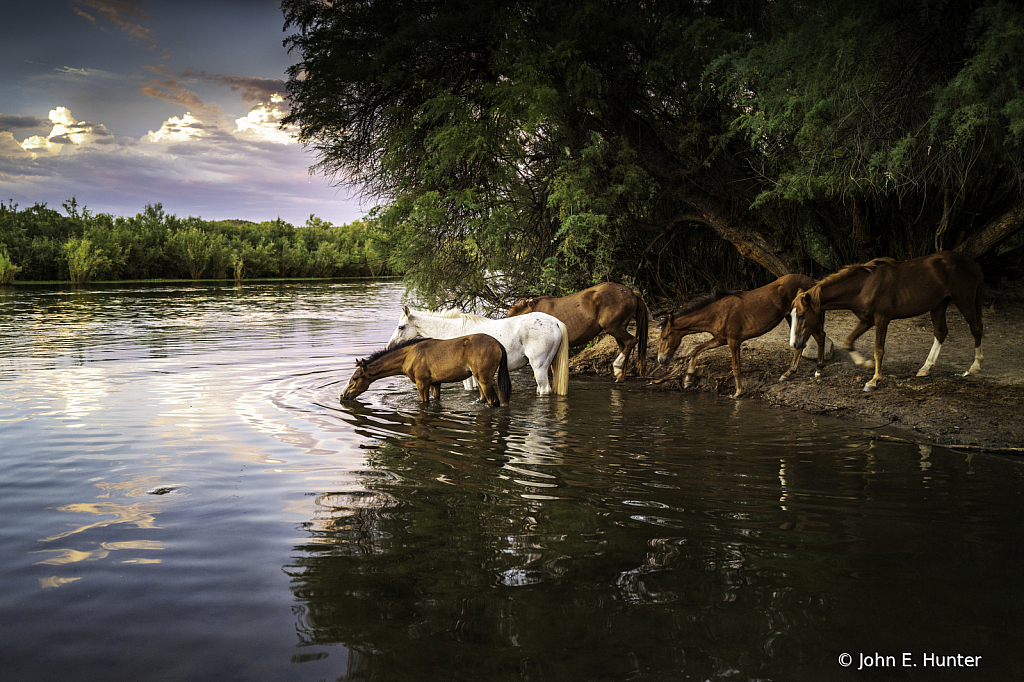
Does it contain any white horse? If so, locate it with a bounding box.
[386,306,570,395]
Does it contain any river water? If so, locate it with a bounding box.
[1,280,1021,681]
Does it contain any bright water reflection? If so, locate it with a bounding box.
[1,281,1022,681]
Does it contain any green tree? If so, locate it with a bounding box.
[0,244,22,284]
[283,0,1024,306]
[63,237,111,284]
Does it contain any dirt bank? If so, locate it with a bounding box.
[569,294,1024,453]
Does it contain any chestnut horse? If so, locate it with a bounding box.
[341,335,512,405]
[506,282,650,381]
[790,251,984,392]
[657,274,826,398]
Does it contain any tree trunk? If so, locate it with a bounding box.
[685,195,797,276]
[956,192,1024,261]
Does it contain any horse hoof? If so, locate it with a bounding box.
[916,369,929,377]
[778,374,788,382]
[814,370,822,379]
[683,381,694,389]
[863,383,877,392]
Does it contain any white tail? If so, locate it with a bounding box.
[551,320,570,395]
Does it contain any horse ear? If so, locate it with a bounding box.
[402,305,411,316]
[356,358,367,369]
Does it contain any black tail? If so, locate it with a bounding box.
[497,344,512,405]
[633,289,649,377]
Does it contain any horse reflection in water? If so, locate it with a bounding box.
[341,335,512,406]
[657,274,827,398]
[790,250,984,391]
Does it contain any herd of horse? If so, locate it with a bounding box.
[341,251,986,403]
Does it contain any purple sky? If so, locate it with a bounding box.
[0,0,367,226]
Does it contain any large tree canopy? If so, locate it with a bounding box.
[282,0,1024,308]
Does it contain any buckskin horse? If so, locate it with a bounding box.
[789,250,984,392]
[657,274,826,398]
[341,335,512,405]
[387,306,570,395]
[506,282,650,381]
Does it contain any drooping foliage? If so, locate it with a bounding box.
[282,0,1024,309]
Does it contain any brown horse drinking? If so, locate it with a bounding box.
[657,274,826,398]
[789,250,984,392]
[341,335,512,405]
[506,282,650,381]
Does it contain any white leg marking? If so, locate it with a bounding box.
[966,347,983,375]
[534,367,551,395]
[789,309,798,347]
[612,352,625,378]
[916,338,943,377]
[849,350,866,366]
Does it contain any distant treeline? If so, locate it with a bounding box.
[0,199,400,284]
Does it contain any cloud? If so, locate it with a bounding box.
[0,105,364,225]
[138,78,212,114]
[143,112,209,143]
[184,71,288,103]
[69,0,155,46]
[0,114,49,132]
[234,95,296,145]
[19,108,114,156]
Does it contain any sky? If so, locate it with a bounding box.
[0,0,367,226]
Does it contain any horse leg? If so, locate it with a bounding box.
[728,338,744,398]
[781,346,802,382]
[864,320,889,392]
[610,329,637,382]
[472,370,498,405]
[684,338,724,389]
[845,320,875,368]
[463,377,477,390]
[415,380,431,402]
[916,303,950,377]
[430,383,441,401]
[953,287,985,375]
[812,321,827,378]
[532,364,552,396]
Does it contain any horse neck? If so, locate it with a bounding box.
[413,313,470,338]
[671,304,721,333]
[365,348,410,379]
[815,270,868,310]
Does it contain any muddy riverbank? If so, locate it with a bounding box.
[570,293,1024,453]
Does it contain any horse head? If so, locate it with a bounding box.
[506,297,538,317]
[341,358,372,400]
[657,312,684,364]
[387,305,418,349]
[789,288,822,350]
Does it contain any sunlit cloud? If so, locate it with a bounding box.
[144,112,210,143]
[0,101,364,224]
[234,95,296,145]
[20,107,114,156]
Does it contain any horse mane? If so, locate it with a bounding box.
[359,337,425,365]
[431,309,491,324]
[675,289,739,316]
[808,257,896,306]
